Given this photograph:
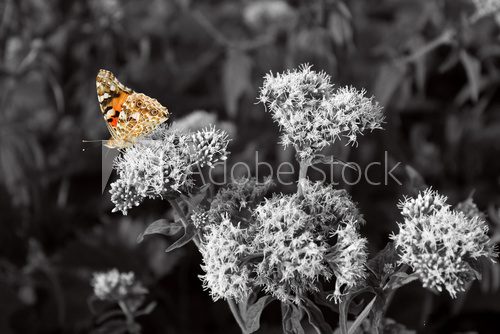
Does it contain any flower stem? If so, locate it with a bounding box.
[118,300,141,334]
[168,198,201,248]
[297,160,309,197]
[228,298,248,333]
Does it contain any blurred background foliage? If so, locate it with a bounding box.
[1,0,500,333]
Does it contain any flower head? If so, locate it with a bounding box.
[259,64,383,160]
[327,223,368,302]
[91,269,147,302]
[301,179,365,231]
[194,177,274,231]
[190,126,230,168]
[109,175,147,215]
[391,189,497,298]
[110,124,231,215]
[111,126,194,209]
[199,215,253,302]
[253,193,331,304]
[198,181,367,304]
[398,188,448,219]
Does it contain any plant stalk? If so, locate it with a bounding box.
[228,298,248,333]
[297,160,310,197]
[118,300,140,334]
[168,198,201,248]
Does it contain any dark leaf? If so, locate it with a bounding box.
[328,10,353,48]
[301,298,333,334]
[181,183,211,211]
[373,64,405,106]
[366,242,398,284]
[95,319,127,334]
[347,296,376,334]
[222,49,252,118]
[460,50,481,102]
[136,301,157,317]
[312,287,340,314]
[385,272,419,290]
[281,303,305,334]
[137,219,183,243]
[404,165,427,195]
[165,223,196,252]
[339,287,376,334]
[244,295,274,333]
[95,310,124,325]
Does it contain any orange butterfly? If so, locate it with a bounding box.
[96,69,169,148]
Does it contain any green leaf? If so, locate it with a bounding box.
[137,219,183,243]
[460,50,481,102]
[222,49,252,118]
[301,298,333,334]
[165,223,196,252]
[243,295,273,333]
[281,303,305,334]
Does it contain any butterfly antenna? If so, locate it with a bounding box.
[82,139,107,151]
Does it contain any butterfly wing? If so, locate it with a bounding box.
[112,93,169,147]
[96,69,134,143]
[96,69,169,148]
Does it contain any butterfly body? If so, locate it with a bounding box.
[96,69,169,148]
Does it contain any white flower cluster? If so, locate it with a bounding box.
[89,0,124,24]
[391,189,497,298]
[199,215,253,302]
[91,269,147,302]
[471,0,500,19]
[253,194,331,304]
[109,124,230,215]
[327,223,368,302]
[259,64,383,160]
[300,180,365,229]
[199,180,367,304]
[192,177,274,231]
[190,126,229,168]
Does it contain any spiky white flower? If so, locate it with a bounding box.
[110,125,198,215]
[455,197,486,221]
[109,174,147,215]
[259,64,383,160]
[91,269,147,302]
[301,179,365,230]
[327,223,368,302]
[398,188,448,219]
[391,189,497,298]
[253,193,331,304]
[198,179,366,304]
[196,177,274,231]
[190,126,230,168]
[199,215,253,302]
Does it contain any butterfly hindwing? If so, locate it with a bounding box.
[96,69,169,148]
